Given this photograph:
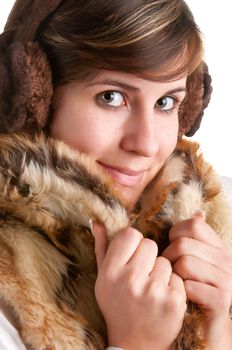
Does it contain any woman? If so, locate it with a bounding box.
[0,0,231,349]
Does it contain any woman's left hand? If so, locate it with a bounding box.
[162,211,232,350]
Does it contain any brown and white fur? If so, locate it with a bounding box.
[0,133,231,349]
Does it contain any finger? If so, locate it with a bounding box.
[192,209,206,221]
[127,238,158,275]
[149,256,172,285]
[184,280,231,317]
[162,237,232,275]
[173,255,232,292]
[169,273,187,308]
[169,215,224,248]
[169,272,185,293]
[91,221,109,270]
[103,227,143,269]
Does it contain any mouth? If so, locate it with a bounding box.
[97,162,146,187]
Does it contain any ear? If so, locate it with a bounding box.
[0,36,53,134]
[178,62,213,137]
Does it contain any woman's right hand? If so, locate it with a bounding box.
[92,223,187,350]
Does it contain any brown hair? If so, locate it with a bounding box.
[38,0,203,85]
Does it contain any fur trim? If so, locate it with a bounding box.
[135,139,232,349]
[0,133,231,349]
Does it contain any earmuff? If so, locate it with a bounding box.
[179,61,213,137]
[0,0,63,133]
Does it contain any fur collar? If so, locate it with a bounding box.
[0,132,231,349]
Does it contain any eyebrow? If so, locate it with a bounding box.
[86,79,187,95]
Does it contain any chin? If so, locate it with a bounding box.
[115,183,145,208]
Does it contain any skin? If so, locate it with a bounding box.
[51,70,232,349]
[51,70,186,206]
[92,214,232,349]
[162,211,232,350]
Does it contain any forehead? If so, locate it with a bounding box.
[84,70,187,95]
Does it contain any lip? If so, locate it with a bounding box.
[98,162,147,187]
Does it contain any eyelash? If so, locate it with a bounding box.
[156,96,180,115]
[96,91,126,111]
[96,90,181,114]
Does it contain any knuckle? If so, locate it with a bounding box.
[156,256,172,272]
[173,255,191,277]
[125,272,141,297]
[175,237,189,254]
[146,282,164,303]
[123,227,143,240]
[104,268,117,283]
[97,266,118,288]
[142,238,158,255]
[157,256,172,267]
[168,289,186,311]
[189,215,202,233]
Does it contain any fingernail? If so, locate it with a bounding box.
[89,219,103,237]
[89,218,94,236]
[192,209,206,221]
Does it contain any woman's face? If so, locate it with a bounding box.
[51,70,186,206]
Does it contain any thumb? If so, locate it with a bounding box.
[89,220,109,269]
[192,209,206,221]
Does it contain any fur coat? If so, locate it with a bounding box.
[0,133,231,350]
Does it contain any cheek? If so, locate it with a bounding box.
[158,120,178,160]
[74,121,114,154]
[50,106,120,155]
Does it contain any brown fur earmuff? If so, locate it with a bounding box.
[0,0,212,136]
[0,0,62,134]
[0,39,53,133]
[179,61,213,137]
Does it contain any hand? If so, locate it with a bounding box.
[92,222,187,350]
[162,212,232,349]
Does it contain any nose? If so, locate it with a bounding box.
[120,106,160,157]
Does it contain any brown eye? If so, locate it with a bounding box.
[155,96,175,111]
[99,91,125,107]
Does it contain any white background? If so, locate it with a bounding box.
[0,1,231,177]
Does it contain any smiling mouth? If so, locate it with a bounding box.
[97,162,146,187]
